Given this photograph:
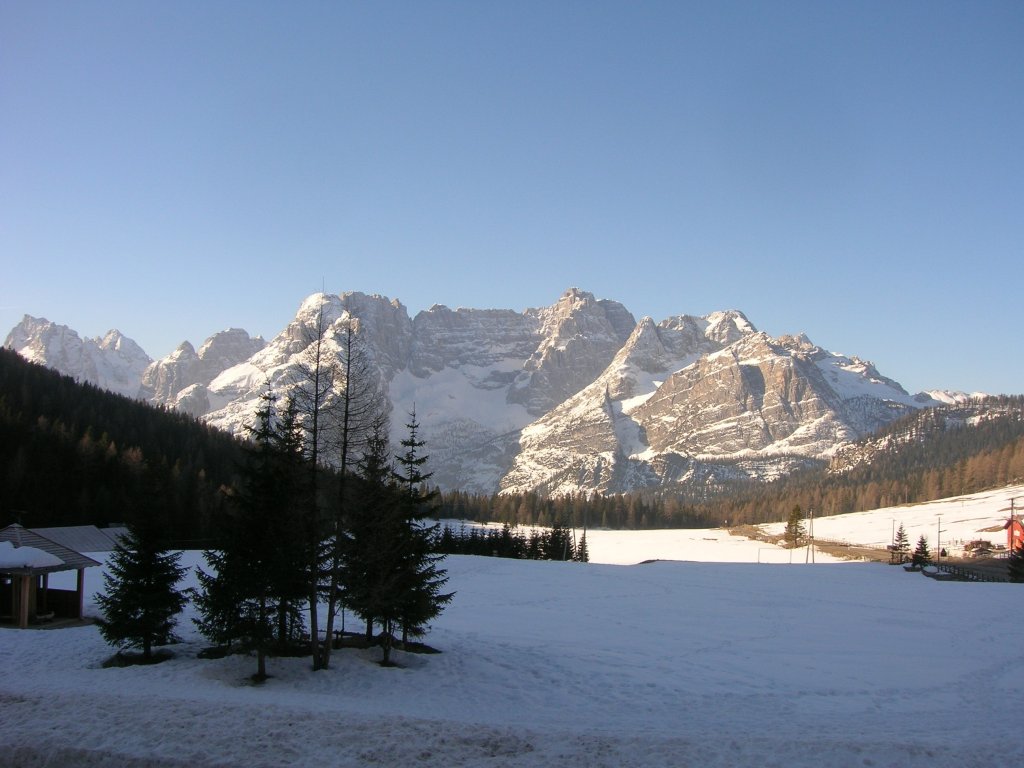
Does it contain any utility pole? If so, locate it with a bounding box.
[805,508,815,564]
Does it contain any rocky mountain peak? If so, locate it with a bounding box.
[703,310,756,346]
[338,292,412,378]
[617,317,671,375]
[140,328,264,404]
[509,288,637,415]
[4,315,151,398]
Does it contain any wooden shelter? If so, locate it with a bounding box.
[0,524,101,628]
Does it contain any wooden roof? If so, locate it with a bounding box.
[31,525,124,553]
[0,524,101,574]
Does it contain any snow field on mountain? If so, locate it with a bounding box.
[4,488,1023,766]
[389,364,533,436]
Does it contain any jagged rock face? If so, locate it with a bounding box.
[410,306,538,377]
[5,289,939,497]
[139,329,265,403]
[4,316,151,398]
[139,342,199,402]
[196,329,266,383]
[499,312,767,496]
[340,292,413,379]
[498,324,926,496]
[633,333,847,457]
[509,288,636,415]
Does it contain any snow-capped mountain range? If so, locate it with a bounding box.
[4,288,972,496]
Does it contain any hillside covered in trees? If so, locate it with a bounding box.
[0,347,244,540]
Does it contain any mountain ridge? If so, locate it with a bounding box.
[4,289,980,496]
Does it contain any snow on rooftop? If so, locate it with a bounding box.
[0,540,63,569]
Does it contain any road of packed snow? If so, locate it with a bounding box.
[3,486,1023,766]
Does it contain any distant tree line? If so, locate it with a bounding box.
[438,521,589,562]
[436,489,708,530]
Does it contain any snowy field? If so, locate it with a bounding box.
[3,486,1024,767]
[760,483,1024,555]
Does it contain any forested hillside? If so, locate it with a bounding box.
[0,347,245,540]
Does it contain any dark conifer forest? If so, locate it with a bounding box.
[0,347,244,540]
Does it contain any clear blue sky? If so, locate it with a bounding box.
[2,1,1021,395]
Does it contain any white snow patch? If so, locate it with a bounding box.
[389,365,533,436]
[0,541,63,569]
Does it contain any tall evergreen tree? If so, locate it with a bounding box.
[343,424,407,664]
[392,409,453,651]
[289,296,336,669]
[894,522,910,554]
[575,530,590,563]
[912,534,932,567]
[193,545,245,651]
[193,391,307,680]
[784,505,806,547]
[95,468,187,660]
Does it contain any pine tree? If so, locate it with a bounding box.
[545,521,575,561]
[912,534,932,567]
[95,500,187,661]
[575,530,590,563]
[894,523,910,554]
[784,505,806,547]
[193,391,307,679]
[193,546,245,650]
[342,425,407,664]
[391,408,453,655]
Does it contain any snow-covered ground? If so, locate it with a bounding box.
[3,486,1024,767]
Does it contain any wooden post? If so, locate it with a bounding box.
[76,569,86,620]
[39,573,49,614]
[19,574,30,629]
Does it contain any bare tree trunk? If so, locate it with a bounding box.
[321,325,353,669]
[293,298,333,670]
[257,594,267,681]
[380,618,393,666]
[321,322,386,669]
